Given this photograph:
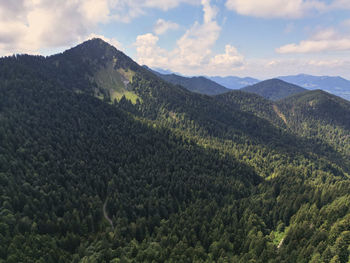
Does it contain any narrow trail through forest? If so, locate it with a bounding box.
[103,200,114,229]
[277,238,284,249]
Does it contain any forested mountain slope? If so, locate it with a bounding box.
[208,75,259,90]
[275,90,350,170]
[242,79,307,101]
[215,88,350,174]
[214,90,285,126]
[0,39,349,263]
[145,67,230,95]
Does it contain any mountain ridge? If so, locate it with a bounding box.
[146,66,230,95]
[278,73,350,101]
[209,75,260,89]
[241,78,308,101]
[150,67,350,101]
[0,38,349,263]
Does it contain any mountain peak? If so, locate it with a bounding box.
[44,38,143,103]
[52,37,141,74]
[60,38,120,61]
[79,38,116,50]
[242,78,307,101]
[260,78,291,85]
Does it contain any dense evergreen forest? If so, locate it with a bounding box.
[146,67,230,95]
[241,79,307,101]
[0,39,349,262]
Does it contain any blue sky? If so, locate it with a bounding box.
[1,0,350,79]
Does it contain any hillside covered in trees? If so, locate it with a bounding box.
[147,67,230,95]
[241,79,307,101]
[0,39,349,263]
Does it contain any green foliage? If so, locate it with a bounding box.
[151,69,230,95]
[0,38,349,262]
[242,78,307,101]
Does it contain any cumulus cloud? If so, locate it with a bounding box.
[135,33,170,66]
[79,0,110,24]
[135,0,244,75]
[202,0,218,23]
[225,0,327,19]
[0,0,199,56]
[211,45,244,67]
[175,21,221,67]
[154,19,179,35]
[0,0,108,55]
[276,28,350,54]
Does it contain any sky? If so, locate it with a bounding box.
[1,0,350,79]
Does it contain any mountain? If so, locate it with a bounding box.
[267,89,350,175]
[1,39,349,263]
[278,89,350,129]
[214,90,286,127]
[146,67,230,95]
[241,78,307,100]
[209,74,350,101]
[209,76,260,89]
[151,67,174,75]
[278,74,350,101]
[47,38,144,103]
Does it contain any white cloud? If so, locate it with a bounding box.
[154,19,179,35]
[79,0,110,24]
[276,28,350,54]
[211,45,244,67]
[175,20,221,68]
[202,0,218,23]
[307,59,345,67]
[135,33,170,66]
[0,0,199,56]
[0,0,104,55]
[225,0,327,19]
[135,0,244,75]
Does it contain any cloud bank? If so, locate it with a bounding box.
[225,0,327,19]
[277,28,350,54]
[0,0,199,55]
[135,0,244,75]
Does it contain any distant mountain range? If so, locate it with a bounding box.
[208,76,260,89]
[146,66,230,95]
[151,68,350,101]
[150,68,260,92]
[149,68,309,100]
[151,67,174,75]
[278,74,350,101]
